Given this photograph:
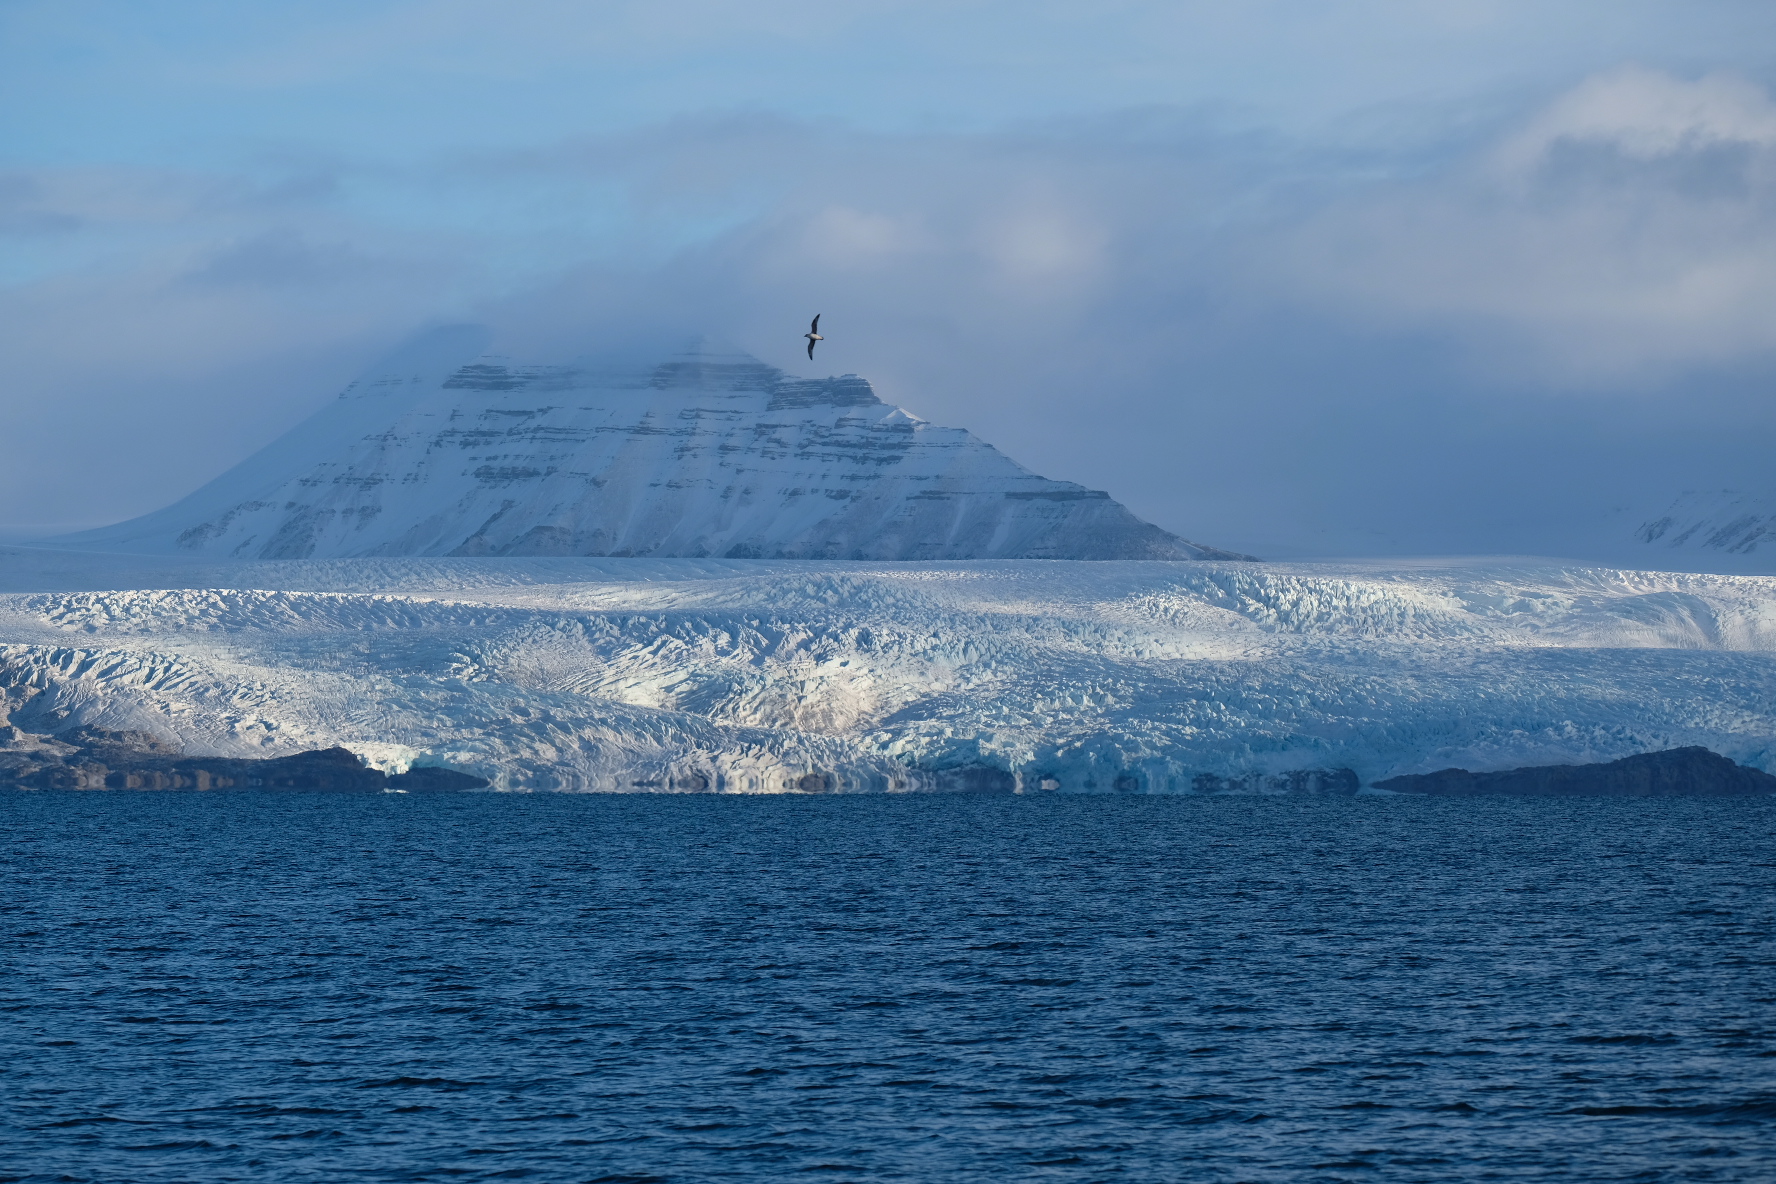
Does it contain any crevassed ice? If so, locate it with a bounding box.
[1,551,1772,793]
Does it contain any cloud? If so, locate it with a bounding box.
[1267,66,1776,384]
[177,228,401,290]
[1495,64,1776,169]
[977,204,1108,288]
[792,206,929,269]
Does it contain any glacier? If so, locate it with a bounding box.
[2,547,1774,792]
[54,331,1242,562]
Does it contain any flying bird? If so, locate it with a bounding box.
[804,314,824,360]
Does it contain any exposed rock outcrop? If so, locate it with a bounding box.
[1376,747,1776,797]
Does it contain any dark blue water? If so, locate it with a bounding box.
[3,795,1774,1183]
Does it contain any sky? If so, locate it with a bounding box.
[4,0,1776,557]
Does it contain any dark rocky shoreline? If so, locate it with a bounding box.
[0,724,487,793]
[7,712,1770,798]
[1377,747,1776,798]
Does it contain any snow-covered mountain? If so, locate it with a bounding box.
[58,331,1244,562]
[1632,490,1776,567]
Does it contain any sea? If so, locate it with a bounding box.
[3,793,1773,1183]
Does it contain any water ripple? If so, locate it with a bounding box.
[1,794,1773,1182]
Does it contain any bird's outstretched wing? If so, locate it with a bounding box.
[807,339,817,359]
[810,314,820,333]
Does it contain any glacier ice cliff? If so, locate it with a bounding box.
[56,331,1245,562]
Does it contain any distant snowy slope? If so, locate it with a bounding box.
[57,336,1243,562]
[1633,490,1776,568]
